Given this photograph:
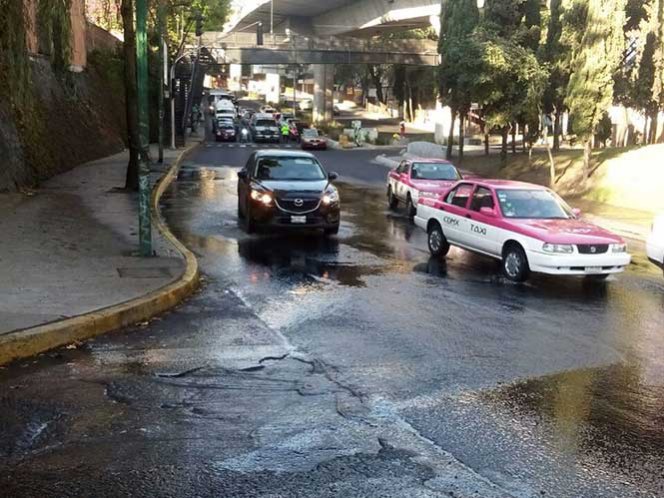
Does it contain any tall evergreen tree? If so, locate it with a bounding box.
[438,0,481,159]
[565,0,626,179]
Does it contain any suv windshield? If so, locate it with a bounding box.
[256,120,276,127]
[255,157,326,181]
[496,189,572,219]
[411,162,459,181]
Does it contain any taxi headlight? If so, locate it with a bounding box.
[542,243,574,254]
[322,190,339,205]
[612,243,627,253]
[251,190,273,206]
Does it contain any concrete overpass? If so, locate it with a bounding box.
[219,0,442,122]
[225,0,442,37]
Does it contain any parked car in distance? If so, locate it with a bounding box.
[387,159,461,217]
[301,128,327,150]
[237,150,340,235]
[647,213,664,275]
[415,179,631,282]
[299,99,313,111]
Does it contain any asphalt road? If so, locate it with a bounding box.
[2,141,664,498]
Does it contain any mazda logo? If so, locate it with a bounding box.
[294,199,304,207]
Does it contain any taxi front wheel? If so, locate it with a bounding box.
[428,223,450,258]
[387,187,398,210]
[502,245,530,283]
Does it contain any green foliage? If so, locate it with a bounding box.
[475,28,548,130]
[38,0,73,74]
[439,0,481,112]
[0,0,31,105]
[565,0,627,139]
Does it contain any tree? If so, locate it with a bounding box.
[439,0,481,159]
[474,29,547,163]
[565,0,626,180]
[121,0,140,190]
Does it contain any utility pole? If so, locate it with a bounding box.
[270,0,274,43]
[157,1,166,163]
[136,0,152,257]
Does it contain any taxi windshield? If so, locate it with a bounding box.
[496,189,572,219]
[411,163,459,181]
[255,157,326,181]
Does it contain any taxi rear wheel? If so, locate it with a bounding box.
[387,187,398,210]
[428,222,450,258]
[406,195,417,218]
[502,244,530,283]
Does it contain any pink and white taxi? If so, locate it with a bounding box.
[387,159,461,217]
[647,213,664,275]
[415,179,631,282]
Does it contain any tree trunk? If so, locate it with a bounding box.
[484,132,490,155]
[583,138,592,181]
[121,0,140,191]
[553,109,562,151]
[545,140,555,188]
[458,112,465,160]
[522,123,527,153]
[368,65,385,104]
[500,127,508,165]
[447,110,456,160]
[650,111,659,144]
[510,123,516,154]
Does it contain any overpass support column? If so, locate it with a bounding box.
[313,65,334,123]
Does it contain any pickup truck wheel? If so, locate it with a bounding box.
[502,245,530,283]
[428,222,450,258]
[387,187,398,210]
[406,195,417,218]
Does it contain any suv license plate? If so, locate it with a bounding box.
[291,216,306,224]
[586,266,603,274]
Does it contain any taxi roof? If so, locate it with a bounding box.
[464,179,548,190]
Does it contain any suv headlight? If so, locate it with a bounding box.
[251,189,273,206]
[611,243,627,253]
[322,189,339,205]
[542,243,574,254]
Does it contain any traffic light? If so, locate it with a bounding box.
[257,22,264,45]
[195,13,204,37]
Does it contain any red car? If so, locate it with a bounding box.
[387,159,462,217]
[301,128,327,150]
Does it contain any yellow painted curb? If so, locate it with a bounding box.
[0,144,201,366]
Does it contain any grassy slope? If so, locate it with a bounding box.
[454,145,664,214]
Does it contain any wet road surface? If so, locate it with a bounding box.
[1,142,664,497]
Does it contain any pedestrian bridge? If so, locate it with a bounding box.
[201,32,439,66]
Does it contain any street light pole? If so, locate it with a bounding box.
[157,1,166,163]
[136,0,152,256]
[270,0,274,42]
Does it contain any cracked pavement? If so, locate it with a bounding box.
[1,145,664,497]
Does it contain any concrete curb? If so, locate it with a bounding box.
[0,145,201,366]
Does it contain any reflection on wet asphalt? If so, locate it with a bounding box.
[159,157,664,497]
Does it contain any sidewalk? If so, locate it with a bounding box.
[0,145,190,337]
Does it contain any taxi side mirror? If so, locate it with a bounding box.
[572,208,582,218]
[480,206,497,217]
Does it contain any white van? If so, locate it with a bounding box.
[216,100,236,119]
